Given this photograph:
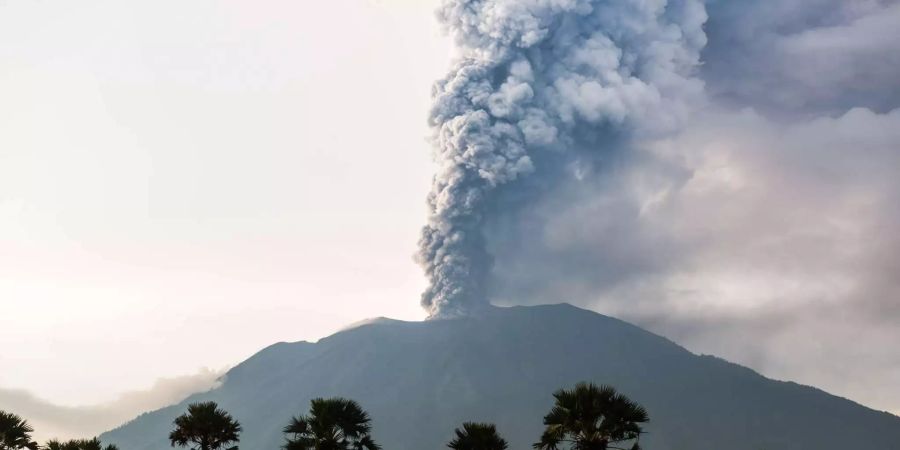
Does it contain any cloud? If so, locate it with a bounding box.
[415,0,900,415]
[701,0,900,115]
[415,0,900,413]
[0,369,224,442]
[417,0,708,317]
[486,105,900,413]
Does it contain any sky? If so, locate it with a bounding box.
[1,0,899,442]
[0,0,447,438]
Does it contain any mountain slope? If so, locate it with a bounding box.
[102,304,900,449]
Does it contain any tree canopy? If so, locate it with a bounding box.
[534,383,648,450]
[44,438,119,450]
[447,422,508,450]
[0,411,39,450]
[169,401,241,450]
[282,397,380,450]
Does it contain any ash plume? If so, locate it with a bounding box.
[417,0,708,318]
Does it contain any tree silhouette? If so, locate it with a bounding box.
[0,411,39,450]
[282,397,380,450]
[169,402,241,450]
[534,383,648,450]
[44,438,119,450]
[447,422,508,450]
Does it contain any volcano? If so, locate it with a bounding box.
[101,304,900,449]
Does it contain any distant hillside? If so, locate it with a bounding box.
[102,304,900,449]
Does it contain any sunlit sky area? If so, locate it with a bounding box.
[1,0,448,406]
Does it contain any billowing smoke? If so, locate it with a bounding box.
[417,0,708,318]
[435,0,900,414]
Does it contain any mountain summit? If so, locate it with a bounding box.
[102,304,900,449]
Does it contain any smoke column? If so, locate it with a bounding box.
[417,0,708,318]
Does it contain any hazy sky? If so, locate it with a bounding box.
[2,0,899,442]
[1,0,447,419]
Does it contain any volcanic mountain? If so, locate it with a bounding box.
[102,304,900,449]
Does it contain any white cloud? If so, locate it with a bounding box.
[0,369,224,442]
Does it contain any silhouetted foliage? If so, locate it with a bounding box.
[447,422,508,450]
[169,402,241,450]
[282,397,380,450]
[44,438,119,450]
[0,411,39,450]
[534,382,648,450]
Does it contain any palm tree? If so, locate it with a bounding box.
[0,411,39,450]
[44,438,119,450]
[282,397,380,450]
[447,422,508,450]
[533,382,648,450]
[169,402,241,450]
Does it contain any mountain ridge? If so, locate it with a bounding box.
[102,303,900,449]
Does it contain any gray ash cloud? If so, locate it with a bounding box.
[417,0,707,318]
